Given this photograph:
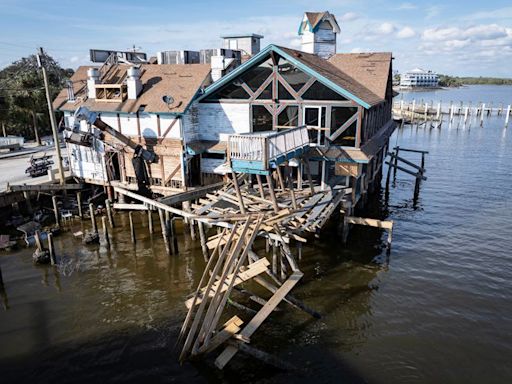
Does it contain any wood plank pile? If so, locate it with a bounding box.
[177,215,307,369]
[190,175,350,241]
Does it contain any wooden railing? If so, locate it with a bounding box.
[228,125,310,169]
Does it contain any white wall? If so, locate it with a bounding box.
[183,102,250,142]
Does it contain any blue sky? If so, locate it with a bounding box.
[1,0,511,77]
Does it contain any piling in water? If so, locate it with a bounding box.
[129,211,136,243]
[102,216,110,246]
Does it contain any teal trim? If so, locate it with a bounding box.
[297,19,313,35]
[196,44,371,109]
[231,159,267,171]
[272,46,371,109]
[196,45,274,102]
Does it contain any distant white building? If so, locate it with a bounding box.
[400,68,439,87]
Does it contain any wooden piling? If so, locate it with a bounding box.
[47,232,56,265]
[158,209,171,255]
[129,211,136,243]
[89,203,97,234]
[266,174,279,214]
[170,218,178,255]
[505,105,511,127]
[106,199,115,228]
[76,192,83,219]
[102,216,110,246]
[287,166,297,210]
[393,146,399,180]
[255,174,265,199]
[302,158,315,196]
[34,230,43,252]
[198,221,209,262]
[147,210,154,234]
[52,195,60,227]
[481,103,485,126]
[275,166,285,192]
[231,172,246,214]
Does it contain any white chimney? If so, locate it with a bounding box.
[127,67,143,99]
[299,12,340,59]
[87,68,100,99]
[211,55,236,82]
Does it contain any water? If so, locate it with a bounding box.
[1,85,511,383]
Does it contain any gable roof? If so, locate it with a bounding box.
[53,63,211,115]
[328,52,392,100]
[299,11,341,35]
[198,44,386,108]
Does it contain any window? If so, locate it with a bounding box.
[277,59,311,92]
[331,106,357,146]
[203,80,249,101]
[256,83,272,99]
[302,81,347,101]
[252,105,272,132]
[239,56,273,92]
[278,106,299,127]
[278,81,294,100]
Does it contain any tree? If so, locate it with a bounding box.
[0,53,73,142]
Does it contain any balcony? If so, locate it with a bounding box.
[228,125,310,174]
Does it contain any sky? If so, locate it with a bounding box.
[0,0,511,77]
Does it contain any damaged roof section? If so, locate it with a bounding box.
[53,63,211,114]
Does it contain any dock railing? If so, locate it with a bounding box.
[228,125,310,170]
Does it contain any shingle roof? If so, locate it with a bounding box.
[53,63,211,114]
[277,46,384,107]
[305,12,327,29]
[328,52,392,101]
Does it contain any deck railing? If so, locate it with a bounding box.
[228,125,310,169]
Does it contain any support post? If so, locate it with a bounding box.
[34,230,43,252]
[302,158,315,196]
[48,232,56,265]
[52,195,60,227]
[505,105,510,127]
[275,166,285,191]
[158,209,171,255]
[393,146,399,181]
[266,174,279,213]
[76,192,83,219]
[129,211,136,243]
[106,199,115,228]
[287,166,297,210]
[198,221,209,262]
[89,203,97,234]
[147,210,154,234]
[102,216,110,246]
[255,174,265,199]
[231,171,246,214]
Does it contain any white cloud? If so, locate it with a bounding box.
[378,22,396,35]
[463,6,512,21]
[340,12,359,22]
[69,56,79,63]
[422,24,508,42]
[396,2,417,10]
[397,26,416,39]
[425,6,442,20]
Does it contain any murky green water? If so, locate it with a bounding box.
[1,86,511,383]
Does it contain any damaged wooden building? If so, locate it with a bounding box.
[53,10,395,212]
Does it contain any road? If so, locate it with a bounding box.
[0,144,63,192]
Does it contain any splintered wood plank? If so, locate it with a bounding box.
[302,191,333,229]
[195,316,243,355]
[346,216,394,229]
[214,271,304,369]
[185,258,270,309]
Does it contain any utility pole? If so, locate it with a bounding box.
[37,47,65,185]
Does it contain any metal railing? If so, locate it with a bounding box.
[228,125,310,169]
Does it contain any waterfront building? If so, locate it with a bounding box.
[400,68,439,88]
[53,11,395,209]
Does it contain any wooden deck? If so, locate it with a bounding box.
[228,126,310,174]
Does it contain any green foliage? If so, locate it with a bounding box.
[0,53,73,139]
[438,74,512,87]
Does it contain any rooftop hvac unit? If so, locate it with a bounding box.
[199,49,242,65]
[157,50,200,64]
